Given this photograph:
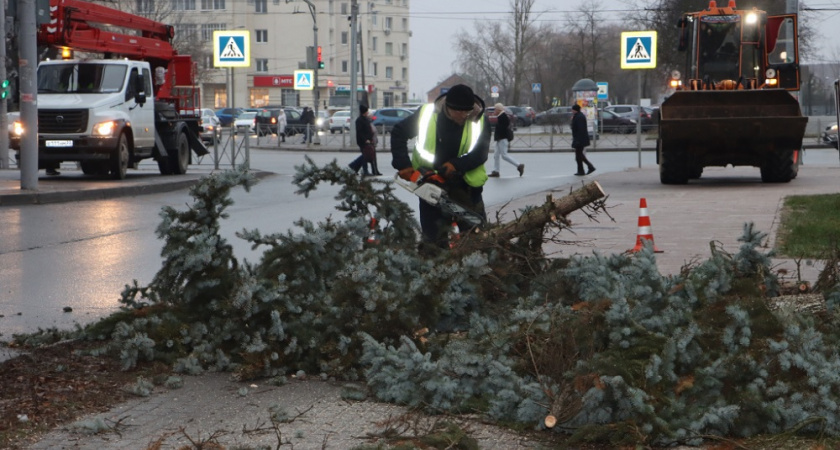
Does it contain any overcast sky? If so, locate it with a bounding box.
[408,0,840,100]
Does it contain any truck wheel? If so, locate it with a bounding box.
[659,141,689,184]
[760,149,795,183]
[110,133,129,180]
[169,132,190,175]
[688,166,703,179]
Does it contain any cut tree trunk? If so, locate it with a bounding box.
[454,181,606,252]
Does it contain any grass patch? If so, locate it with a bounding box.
[777,193,840,258]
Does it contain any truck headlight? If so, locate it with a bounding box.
[93,121,116,136]
[12,121,24,137]
[316,117,324,127]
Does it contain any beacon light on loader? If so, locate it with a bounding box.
[765,68,778,87]
[669,70,682,89]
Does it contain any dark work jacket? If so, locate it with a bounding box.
[355,114,374,148]
[390,96,490,176]
[493,112,511,142]
[570,110,590,148]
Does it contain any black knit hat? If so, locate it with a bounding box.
[445,84,476,111]
[572,104,581,112]
[359,104,369,114]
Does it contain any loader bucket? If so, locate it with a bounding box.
[659,90,807,155]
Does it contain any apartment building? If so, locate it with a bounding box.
[173,0,410,110]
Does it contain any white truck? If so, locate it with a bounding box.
[9,0,207,179]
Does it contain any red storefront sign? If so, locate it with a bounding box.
[253,75,294,87]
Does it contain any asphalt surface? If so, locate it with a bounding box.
[3,142,839,449]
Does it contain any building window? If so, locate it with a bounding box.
[214,88,227,108]
[341,2,347,14]
[402,67,407,80]
[201,23,226,40]
[373,62,378,76]
[201,0,224,10]
[179,24,198,40]
[385,17,392,31]
[341,31,348,44]
[342,60,348,73]
[371,11,377,26]
[136,0,154,13]
[385,42,393,56]
[383,91,394,107]
[402,18,407,31]
[255,0,267,13]
[173,0,195,10]
[250,88,269,107]
[401,43,407,56]
[256,59,268,72]
[385,66,393,79]
[371,36,377,52]
[256,29,268,43]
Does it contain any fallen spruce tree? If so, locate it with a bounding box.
[43,160,840,447]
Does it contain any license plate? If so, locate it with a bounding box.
[45,140,73,148]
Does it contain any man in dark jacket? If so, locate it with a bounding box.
[349,104,380,176]
[300,107,315,143]
[570,103,595,176]
[391,84,491,247]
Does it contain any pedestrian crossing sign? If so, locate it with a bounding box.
[621,31,657,69]
[294,70,314,90]
[213,30,251,68]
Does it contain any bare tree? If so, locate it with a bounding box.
[453,0,538,106]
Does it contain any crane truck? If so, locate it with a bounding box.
[657,0,807,184]
[9,0,208,179]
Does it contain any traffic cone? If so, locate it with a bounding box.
[630,198,662,253]
[366,217,379,244]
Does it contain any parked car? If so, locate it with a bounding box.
[199,109,221,144]
[316,110,329,131]
[484,106,517,131]
[370,107,414,133]
[329,110,352,133]
[233,111,257,134]
[603,105,655,131]
[506,106,533,127]
[215,107,243,127]
[822,122,838,149]
[598,109,636,134]
[534,106,573,126]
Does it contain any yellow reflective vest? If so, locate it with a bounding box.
[411,104,488,187]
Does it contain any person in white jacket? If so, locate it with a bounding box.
[277,109,287,142]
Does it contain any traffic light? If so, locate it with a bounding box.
[317,46,324,69]
[1,80,9,100]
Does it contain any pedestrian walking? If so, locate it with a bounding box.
[277,108,287,143]
[391,83,491,248]
[349,104,381,176]
[571,103,595,176]
[300,107,315,143]
[488,103,524,177]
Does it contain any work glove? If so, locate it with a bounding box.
[398,167,416,181]
[440,162,457,179]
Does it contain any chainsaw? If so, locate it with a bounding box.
[393,169,486,228]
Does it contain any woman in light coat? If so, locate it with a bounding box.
[277,109,287,142]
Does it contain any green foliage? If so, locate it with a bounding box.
[59,160,840,447]
[777,193,840,258]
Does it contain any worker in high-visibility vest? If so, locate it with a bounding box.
[391,84,491,248]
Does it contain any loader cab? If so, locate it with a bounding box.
[676,1,800,91]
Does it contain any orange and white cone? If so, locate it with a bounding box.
[630,198,662,253]
[366,217,379,244]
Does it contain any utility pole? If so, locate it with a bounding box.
[349,0,358,144]
[18,0,37,189]
[0,0,9,169]
[302,0,320,144]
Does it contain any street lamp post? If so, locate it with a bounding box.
[301,0,320,144]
